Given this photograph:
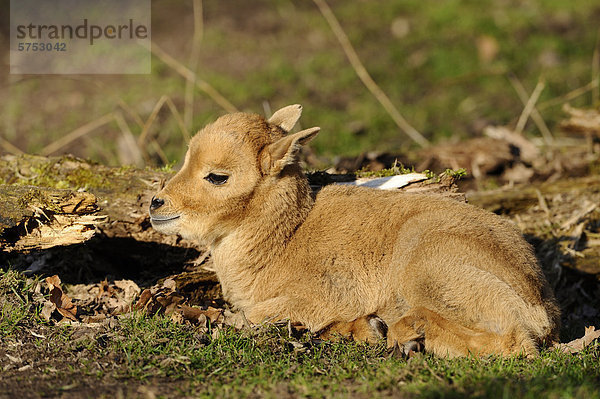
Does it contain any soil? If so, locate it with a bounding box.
[0,319,196,399]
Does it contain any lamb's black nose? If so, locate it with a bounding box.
[150,196,165,211]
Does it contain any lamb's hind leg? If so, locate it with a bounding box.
[387,307,537,358]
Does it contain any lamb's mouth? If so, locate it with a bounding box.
[150,215,181,226]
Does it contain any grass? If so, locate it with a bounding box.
[0,269,41,337]
[1,269,599,398]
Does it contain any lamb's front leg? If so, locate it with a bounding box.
[245,296,333,328]
[317,316,388,343]
[245,297,386,343]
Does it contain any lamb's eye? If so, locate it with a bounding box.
[205,173,229,185]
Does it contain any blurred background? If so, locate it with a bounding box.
[0,0,599,170]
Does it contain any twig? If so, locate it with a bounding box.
[535,189,550,216]
[312,0,429,148]
[514,79,546,137]
[509,76,554,144]
[150,139,169,165]
[113,110,144,167]
[165,97,191,143]
[117,99,145,129]
[113,110,135,139]
[537,80,599,111]
[41,113,114,156]
[184,0,204,131]
[148,41,238,113]
[0,137,24,155]
[592,28,599,105]
[138,95,169,147]
[137,95,190,147]
[561,200,597,230]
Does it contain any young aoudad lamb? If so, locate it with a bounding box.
[149,105,560,357]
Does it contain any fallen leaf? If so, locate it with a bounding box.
[81,314,107,323]
[203,306,223,323]
[223,310,247,330]
[67,279,141,318]
[45,275,78,321]
[136,289,153,310]
[556,326,600,353]
[6,354,21,363]
[131,280,252,333]
[162,278,177,291]
[179,305,207,323]
[40,301,56,322]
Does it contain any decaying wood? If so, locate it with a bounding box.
[0,185,102,251]
[0,154,189,250]
[466,175,600,215]
[561,104,600,136]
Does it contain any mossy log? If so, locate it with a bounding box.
[0,154,186,251]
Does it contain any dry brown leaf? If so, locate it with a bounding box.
[96,279,112,298]
[557,326,600,353]
[81,314,107,323]
[40,301,56,322]
[179,305,224,324]
[203,306,223,323]
[66,279,140,318]
[162,278,177,290]
[46,275,78,321]
[114,280,142,302]
[136,289,153,310]
[179,305,206,322]
[131,279,251,332]
[222,310,248,330]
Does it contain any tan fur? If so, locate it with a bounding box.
[149,105,560,357]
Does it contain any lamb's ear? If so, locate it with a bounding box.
[261,127,320,175]
[268,104,303,132]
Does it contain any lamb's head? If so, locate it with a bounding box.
[149,104,319,245]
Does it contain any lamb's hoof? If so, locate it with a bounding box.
[367,315,388,340]
[389,339,425,359]
[402,340,424,357]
